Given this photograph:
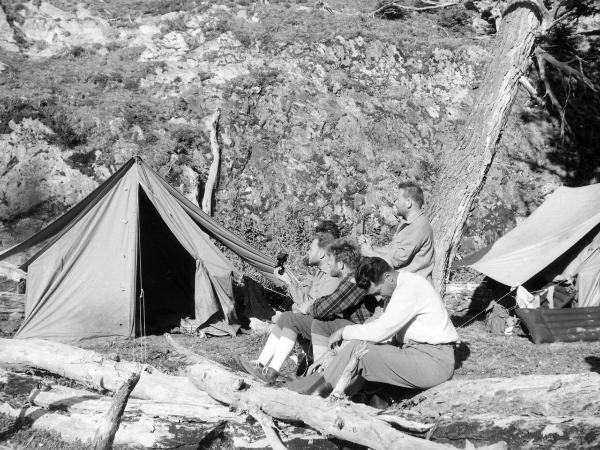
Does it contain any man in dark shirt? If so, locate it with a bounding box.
[239,239,374,384]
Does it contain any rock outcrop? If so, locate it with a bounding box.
[0,1,581,272]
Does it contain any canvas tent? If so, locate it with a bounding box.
[0,157,277,340]
[454,184,600,308]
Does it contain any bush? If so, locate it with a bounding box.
[438,8,471,31]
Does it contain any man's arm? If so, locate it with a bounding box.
[286,276,312,306]
[341,289,417,343]
[307,278,365,320]
[362,227,423,269]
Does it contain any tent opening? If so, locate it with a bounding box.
[136,188,196,335]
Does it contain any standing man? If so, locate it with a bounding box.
[359,182,435,283]
[287,257,459,397]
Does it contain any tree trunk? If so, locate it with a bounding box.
[428,3,543,292]
[91,371,140,450]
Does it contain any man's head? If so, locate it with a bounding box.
[315,220,340,239]
[393,182,424,219]
[305,220,340,267]
[306,232,337,267]
[355,257,397,297]
[326,238,361,278]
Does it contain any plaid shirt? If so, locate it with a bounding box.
[307,275,375,324]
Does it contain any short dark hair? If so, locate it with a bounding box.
[315,220,340,239]
[398,182,424,208]
[328,238,361,270]
[355,257,394,289]
[314,232,336,249]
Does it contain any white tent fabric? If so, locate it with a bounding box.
[454,185,600,293]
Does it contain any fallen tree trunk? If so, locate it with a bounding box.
[165,335,454,449]
[397,372,600,448]
[0,338,222,408]
[0,401,227,449]
[0,368,330,449]
[406,372,600,419]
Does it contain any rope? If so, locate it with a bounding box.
[458,288,516,329]
[136,167,148,363]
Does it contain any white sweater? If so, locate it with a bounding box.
[342,271,459,344]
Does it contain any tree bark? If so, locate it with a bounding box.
[91,371,140,450]
[401,372,600,447]
[405,371,600,418]
[428,2,543,292]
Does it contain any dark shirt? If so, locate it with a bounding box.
[307,275,375,324]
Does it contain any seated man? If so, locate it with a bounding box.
[281,220,341,311]
[287,257,458,396]
[239,239,374,384]
[360,182,435,283]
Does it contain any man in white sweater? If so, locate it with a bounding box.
[288,256,458,396]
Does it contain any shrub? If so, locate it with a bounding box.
[438,8,471,31]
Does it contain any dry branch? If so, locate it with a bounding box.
[330,341,369,399]
[246,405,288,450]
[373,0,458,16]
[92,371,140,450]
[518,75,543,104]
[202,109,221,215]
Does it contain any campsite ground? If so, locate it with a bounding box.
[2,288,600,449]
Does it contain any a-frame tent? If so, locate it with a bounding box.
[454,184,600,307]
[0,157,277,341]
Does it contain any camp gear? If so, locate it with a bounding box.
[276,252,288,275]
[516,307,600,344]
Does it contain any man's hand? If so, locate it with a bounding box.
[328,327,345,349]
[273,268,292,285]
[357,234,372,246]
[294,301,311,315]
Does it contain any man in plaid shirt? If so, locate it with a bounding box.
[239,238,376,384]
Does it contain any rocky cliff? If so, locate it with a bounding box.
[0,0,583,276]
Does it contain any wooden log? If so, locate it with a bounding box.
[0,338,224,409]
[0,402,187,448]
[188,366,448,450]
[91,371,140,450]
[406,372,600,419]
[164,337,446,449]
[1,368,329,449]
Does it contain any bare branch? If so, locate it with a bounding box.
[247,406,288,450]
[536,48,597,91]
[518,75,544,104]
[535,49,566,128]
[329,341,369,399]
[372,1,458,17]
